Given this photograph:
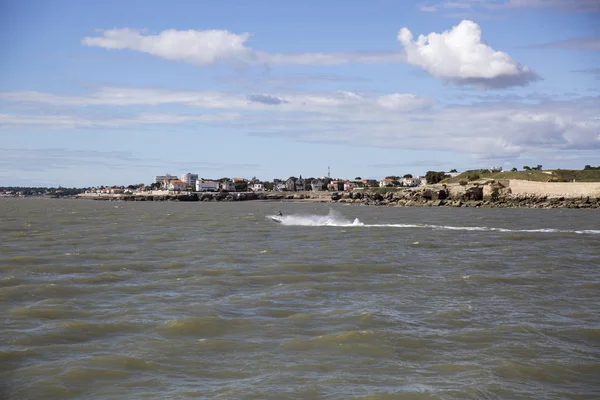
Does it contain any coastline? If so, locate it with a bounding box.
[70,179,600,209]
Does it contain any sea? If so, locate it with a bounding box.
[1,198,600,400]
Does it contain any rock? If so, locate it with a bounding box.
[331,192,342,201]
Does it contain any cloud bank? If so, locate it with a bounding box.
[2,87,598,163]
[397,20,539,88]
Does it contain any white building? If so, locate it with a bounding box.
[196,179,218,192]
[250,183,265,192]
[219,180,235,191]
[168,180,187,191]
[181,173,198,186]
[155,173,177,184]
[379,178,396,187]
[344,181,357,191]
[403,177,421,187]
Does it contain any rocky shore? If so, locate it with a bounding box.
[76,180,600,209]
[329,186,600,209]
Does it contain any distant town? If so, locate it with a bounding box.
[3,166,599,198]
[81,171,463,196]
[0,170,462,197]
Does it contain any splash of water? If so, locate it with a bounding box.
[269,208,363,227]
[267,210,599,235]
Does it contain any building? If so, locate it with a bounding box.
[250,183,265,192]
[155,173,178,184]
[181,173,198,186]
[311,179,324,191]
[328,180,344,191]
[275,183,286,192]
[219,180,235,191]
[403,177,421,187]
[343,181,357,191]
[379,178,396,187]
[168,180,187,191]
[196,179,219,192]
[296,176,305,191]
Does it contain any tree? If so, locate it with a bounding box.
[354,177,361,181]
[523,166,531,171]
[511,167,518,172]
[385,175,400,180]
[235,181,248,192]
[449,169,457,173]
[535,165,543,171]
[425,171,448,184]
[264,181,274,191]
[403,174,413,178]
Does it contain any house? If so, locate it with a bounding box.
[219,180,235,191]
[311,179,324,191]
[285,175,305,191]
[275,183,287,192]
[250,183,265,192]
[343,181,357,191]
[328,180,344,191]
[196,179,218,192]
[403,177,421,187]
[419,176,427,186]
[379,178,396,187]
[232,177,246,183]
[168,180,187,191]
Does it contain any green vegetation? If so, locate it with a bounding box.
[425,171,449,184]
[443,168,600,183]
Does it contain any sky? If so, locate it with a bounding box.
[0,0,599,187]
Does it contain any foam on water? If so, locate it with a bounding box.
[268,208,363,227]
[269,210,600,235]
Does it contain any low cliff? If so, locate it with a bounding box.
[329,180,600,209]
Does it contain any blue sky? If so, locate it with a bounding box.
[1,0,599,187]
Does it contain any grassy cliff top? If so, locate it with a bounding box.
[444,169,600,183]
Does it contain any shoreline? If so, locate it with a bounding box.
[67,180,600,209]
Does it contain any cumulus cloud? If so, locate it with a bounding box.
[82,28,405,66]
[397,20,539,88]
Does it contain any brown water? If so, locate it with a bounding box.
[1,198,600,399]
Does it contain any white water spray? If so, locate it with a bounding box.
[267,210,599,235]
[268,208,363,227]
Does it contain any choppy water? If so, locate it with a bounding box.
[1,198,600,399]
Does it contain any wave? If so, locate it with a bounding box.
[267,210,600,235]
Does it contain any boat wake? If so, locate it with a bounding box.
[268,209,363,227]
[267,210,600,235]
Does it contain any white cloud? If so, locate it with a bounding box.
[397,20,539,88]
[0,112,239,129]
[2,87,598,165]
[0,87,434,114]
[82,28,405,66]
[419,0,600,13]
[528,36,600,51]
